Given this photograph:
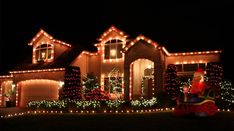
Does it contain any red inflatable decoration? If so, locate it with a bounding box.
[174,68,218,117]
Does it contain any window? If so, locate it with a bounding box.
[175,64,183,72]
[104,77,122,93]
[199,63,206,70]
[183,64,198,72]
[35,44,53,62]
[104,39,123,59]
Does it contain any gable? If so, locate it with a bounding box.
[123,35,159,53]
[29,29,72,64]
[97,26,128,42]
[28,29,53,46]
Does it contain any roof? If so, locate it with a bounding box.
[9,45,86,72]
[97,25,128,41]
[28,29,71,47]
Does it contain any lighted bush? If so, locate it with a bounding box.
[27,100,66,110]
[27,97,158,111]
[75,100,101,110]
[105,100,125,109]
[131,97,157,109]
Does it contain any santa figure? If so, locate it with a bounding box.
[190,68,206,96]
[182,68,206,102]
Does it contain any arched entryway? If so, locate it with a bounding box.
[124,39,164,100]
[0,80,16,107]
[130,59,154,99]
[16,79,63,107]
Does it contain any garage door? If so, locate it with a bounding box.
[19,79,59,107]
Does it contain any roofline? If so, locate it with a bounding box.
[97,25,128,41]
[28,29,72,47]
[123,34,159,52]
[0,75,13,79]
[9,68,65,74]
[166,50,223,56]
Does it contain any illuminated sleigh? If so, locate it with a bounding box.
[173,90,218,117]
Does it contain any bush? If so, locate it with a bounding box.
[27,97,159,111]
[105,100,125,109]
[131,97,157,109]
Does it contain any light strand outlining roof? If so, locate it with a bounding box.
[98,25,128,41]
[28,29,71,47]
[0,75,13,79]
[9,68,65,74]
[123,34,159,52]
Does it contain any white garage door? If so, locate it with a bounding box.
[19,79,59,107]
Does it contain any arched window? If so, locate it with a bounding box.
[104,39,123,59]
[35,44,52,62]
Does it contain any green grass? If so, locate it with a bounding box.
[1,112,234,131]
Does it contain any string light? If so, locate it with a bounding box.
[28,29,71,47]
[174,61,207,65]
[98,26,127,41]
[123,34,158,52]
[0,87,2,106]
[9,68,65,74]
[170,50,222,56]
[0,75,13,78]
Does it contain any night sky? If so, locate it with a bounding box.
[0,0,233,81]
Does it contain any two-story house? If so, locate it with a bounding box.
[0,26,222,107]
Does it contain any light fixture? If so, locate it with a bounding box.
[110,49,116,57]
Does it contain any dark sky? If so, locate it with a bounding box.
[0,0,233,80]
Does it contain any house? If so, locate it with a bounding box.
[0,26,222,107]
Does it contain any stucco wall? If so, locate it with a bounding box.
[101,60,124,75]
[54,43,70,59]
[89,55,101,79]
[71,54,90,78]
[12,71,65,84]
[166,54,221,66]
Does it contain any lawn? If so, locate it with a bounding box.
[1,111,234,131]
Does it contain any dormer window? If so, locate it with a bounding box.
[35,44,53,62]
[104,39,123,59]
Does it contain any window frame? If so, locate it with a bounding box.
[104,39,123,60]
[35,43,53,62]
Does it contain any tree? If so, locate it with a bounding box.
[206,62,223,99]
[164,64,179,99]
[82,72,99,94]
[220,80,233,106]
[60,66,82,100]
